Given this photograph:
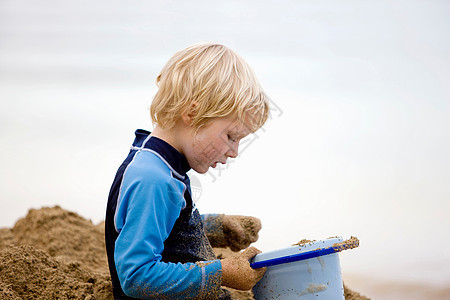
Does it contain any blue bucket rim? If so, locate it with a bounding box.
[250,237,343,269]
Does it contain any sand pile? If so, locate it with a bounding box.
[11,206,108,273]
[0,245,112,299]
[0,206,112,299]
[0,206,369,299]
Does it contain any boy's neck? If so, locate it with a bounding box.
[151,124,188,156]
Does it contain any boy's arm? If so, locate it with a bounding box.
[202,214,262,251]
[114,175,222,299]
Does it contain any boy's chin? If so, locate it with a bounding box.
[192,165,210,174]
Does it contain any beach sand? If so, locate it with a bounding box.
[0,206,369,299]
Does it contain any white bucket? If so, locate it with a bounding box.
[252,237,345,299]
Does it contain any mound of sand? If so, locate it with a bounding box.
[0,245,112,299]
[0,206,369,299]
[11,206,108,273]
[0,206,112,299]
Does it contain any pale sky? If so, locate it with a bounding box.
[1,0,449,288]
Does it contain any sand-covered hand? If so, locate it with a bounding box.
[222,215,261,251]
[220,246,266,291]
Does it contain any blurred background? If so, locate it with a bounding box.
[1,1,449,299]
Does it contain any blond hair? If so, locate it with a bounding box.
[150,43,269,132]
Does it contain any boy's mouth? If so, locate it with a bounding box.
[211,161,226,168]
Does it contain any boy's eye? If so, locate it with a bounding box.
[227,135,236,142]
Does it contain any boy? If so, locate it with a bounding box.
[105,43,269,299]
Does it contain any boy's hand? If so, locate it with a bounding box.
[222,215,261,251]
[221,247,266,290]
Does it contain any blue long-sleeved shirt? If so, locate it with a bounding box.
[105,130,223,299]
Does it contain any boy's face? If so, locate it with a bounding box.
[183,117,252,174]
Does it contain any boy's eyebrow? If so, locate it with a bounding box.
[227,125,242,134]
[226,120,252,137]
[229,128,251,139]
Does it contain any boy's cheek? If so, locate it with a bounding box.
[198,142,224,162]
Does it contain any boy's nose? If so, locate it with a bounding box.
[226,143,239,158]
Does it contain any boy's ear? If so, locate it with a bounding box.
[181,101,198,125]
